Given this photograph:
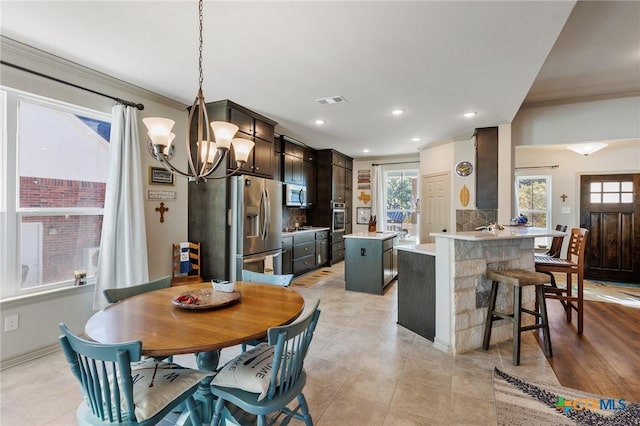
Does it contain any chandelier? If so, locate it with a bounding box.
[143,0,254,182]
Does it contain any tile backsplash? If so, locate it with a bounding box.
[283,208,307,231]
[456,209,497,231]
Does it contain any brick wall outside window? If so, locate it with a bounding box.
[20,177,105,285]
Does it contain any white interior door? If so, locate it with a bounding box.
[420,173,450,243]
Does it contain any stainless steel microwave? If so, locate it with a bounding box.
[285,184,307,207]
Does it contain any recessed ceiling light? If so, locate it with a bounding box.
[392,109,404,116]
[41,147,48,150]
[314,119,326,125]
[362,148,370,153]
[411,137,421,142]
[464,112,477,118]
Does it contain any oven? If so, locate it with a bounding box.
[332,202,346,233]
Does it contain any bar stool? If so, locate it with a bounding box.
[483,269,552,365]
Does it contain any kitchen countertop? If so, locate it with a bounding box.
[282,227,330,237]
[429,227,564,241]
[397,243,436,255]
[343,231,398,240]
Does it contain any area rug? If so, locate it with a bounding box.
[494,368,640,425]
[291,268,338,288]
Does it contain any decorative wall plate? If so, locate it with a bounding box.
[455,161,473,177]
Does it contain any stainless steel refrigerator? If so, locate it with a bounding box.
[229,176,282,281]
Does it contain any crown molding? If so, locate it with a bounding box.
[0,36,186,111]
[520,90,640,109]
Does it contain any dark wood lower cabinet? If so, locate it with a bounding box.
[281,229,330,276]
[397,249,435,341]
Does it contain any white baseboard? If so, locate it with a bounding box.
[0,343,60,370]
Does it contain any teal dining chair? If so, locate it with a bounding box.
[241,270,294,287]
[240,270,296,352]
[103,275,172,303]
[58,323,209,425]
[210,299,321,426]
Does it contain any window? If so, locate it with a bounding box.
[384,169,419,241]
[516,176,551,246]
[1,88,111,298]
[590,181,634,204]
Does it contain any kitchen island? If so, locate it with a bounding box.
[344,232,398,294]
[430,227,563,354]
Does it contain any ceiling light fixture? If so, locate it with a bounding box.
[566,142,608,156]
[411,137,421,142]
[392,109,404,116]
[314,119,326,125]
[362,148,370,153]
[143,0,253,183]
[464,112,477,118]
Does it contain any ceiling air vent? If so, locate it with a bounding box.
[315,95,347,105]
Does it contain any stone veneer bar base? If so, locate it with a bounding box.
[434,233,538,354]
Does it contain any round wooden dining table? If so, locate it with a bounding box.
[85,281,305,358]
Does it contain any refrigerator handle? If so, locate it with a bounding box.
[264,187,271,240]
[259,187,268,240]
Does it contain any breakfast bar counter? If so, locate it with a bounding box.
[430,227,563,354]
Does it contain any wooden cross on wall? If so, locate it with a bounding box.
[561,194,568,202]
[155,202,169,223]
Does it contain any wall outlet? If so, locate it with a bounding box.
[4,314,19,332]
[562,207,571,214]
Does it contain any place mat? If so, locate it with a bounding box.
[172,288,241,310]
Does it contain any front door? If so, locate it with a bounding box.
[580,173,640,283]
[420,172,450,243]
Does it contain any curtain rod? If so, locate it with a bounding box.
[515,164,559,170]
[371,160,419,166]
[1,60,145,110]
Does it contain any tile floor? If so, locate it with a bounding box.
[0,265,560,425]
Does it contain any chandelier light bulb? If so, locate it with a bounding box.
[198,140,217,164]
[231,138,255,164]
[210,121,239,150]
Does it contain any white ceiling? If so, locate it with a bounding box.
[1,1,638,159]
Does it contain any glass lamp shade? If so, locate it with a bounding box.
[231,138,255,163]
[566,142,608,156]
[143,117,176,149]
[198,140,217,164]
[210,121,239,150]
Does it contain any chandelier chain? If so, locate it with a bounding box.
[198,0,204,90]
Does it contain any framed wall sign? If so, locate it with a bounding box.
[149,166,174,185]
[455,161,474,177]
[356,207,372,225]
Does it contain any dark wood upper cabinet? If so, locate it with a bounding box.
[283,153,303,184]
[303,157,316,208]
[252,138,273,177]
[254,118,274,142]
[229,108,254,136]
[475,127,498,209]
[202,99,277,178]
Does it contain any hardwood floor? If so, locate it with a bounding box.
[535,297,640,402]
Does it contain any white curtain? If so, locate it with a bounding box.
[371,165,386,232]
[94,104,149,310]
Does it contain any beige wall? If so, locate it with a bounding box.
[1,38,189,363]
[515,139,640,231]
